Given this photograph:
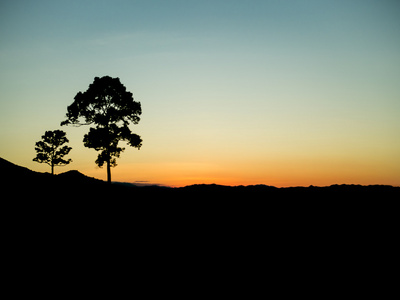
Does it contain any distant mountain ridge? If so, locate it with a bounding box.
[1,157,398,199]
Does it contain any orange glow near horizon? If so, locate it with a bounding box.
[78,153,400,188]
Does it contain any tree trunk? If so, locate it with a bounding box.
[107,159,111,184]
[105,129,112,184]
[51,150,55,175]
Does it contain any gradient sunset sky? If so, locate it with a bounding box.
[1,0,399,187]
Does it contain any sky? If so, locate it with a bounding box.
[1,0,399,187]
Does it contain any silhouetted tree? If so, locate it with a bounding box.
[33,130,72,175]
[61,76,142,183]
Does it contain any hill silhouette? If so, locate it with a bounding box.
[1,157,398,200]
[2,155,399,243]
[1,157,104,195]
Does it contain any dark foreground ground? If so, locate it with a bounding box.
[2,157,397,292]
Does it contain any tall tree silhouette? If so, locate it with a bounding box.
[33,130,72,175]
[61,76,142,183]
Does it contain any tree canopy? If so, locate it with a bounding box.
[33,130,72,175]
[61,76,142,183]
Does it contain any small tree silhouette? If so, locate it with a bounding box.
[61,76,142,183]
[33,130,72,175]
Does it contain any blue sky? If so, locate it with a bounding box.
[1,0,399,186]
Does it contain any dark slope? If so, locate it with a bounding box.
[1,157,52,190]
[1,157,46,179]
[0,157,109,198]
[0,157,178,201]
